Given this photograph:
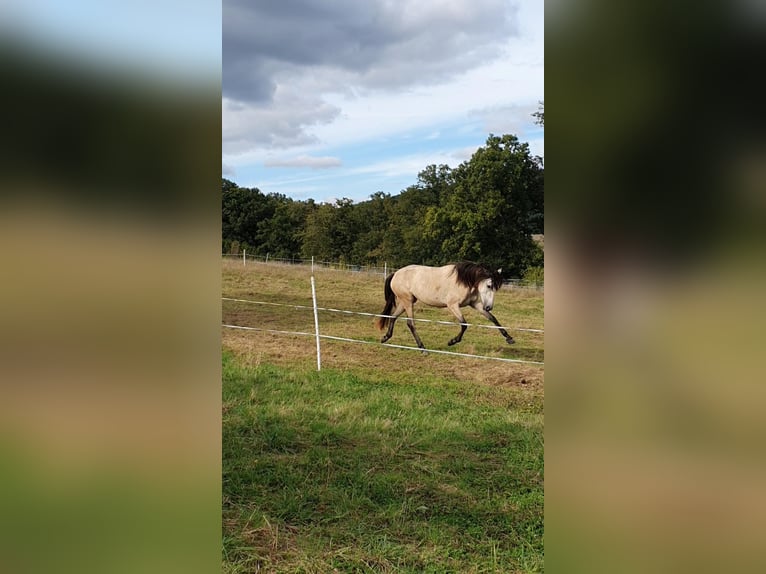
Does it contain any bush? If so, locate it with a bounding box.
[522,266,544,287]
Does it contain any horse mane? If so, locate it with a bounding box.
[451,261,504,291]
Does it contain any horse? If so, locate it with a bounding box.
[374,262,515,350]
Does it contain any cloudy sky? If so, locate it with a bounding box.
[223,0,543,203]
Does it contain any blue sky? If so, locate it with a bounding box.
[3,0,220,82]
[223,0,543,204]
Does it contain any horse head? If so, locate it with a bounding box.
[453,261,505,311]
[478,268,503,311]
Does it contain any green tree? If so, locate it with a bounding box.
[379,165,453,266]
[222,180,273,252]
[349,192,392,264]
[301,202,336,260]
[300,199,357,261]
[528,159,544,234]
[257,194,311,259]
[529,101,545,234]
[222,177,238,193]
[221,130,543,272]
[423,134,543,276]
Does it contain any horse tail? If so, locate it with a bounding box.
[375,273,396,331]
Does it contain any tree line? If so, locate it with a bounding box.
[223,134,543,279]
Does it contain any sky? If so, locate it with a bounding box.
[222,0,543,204]
[2,0,221,82]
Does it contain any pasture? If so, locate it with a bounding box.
[222,259,544,572]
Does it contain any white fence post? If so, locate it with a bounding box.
[384,262,387,279]
[310,276,321,371]
[311,256,314,274]
[266,253,269,263]
[243,249,246,267]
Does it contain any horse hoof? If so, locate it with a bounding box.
[381,336,390,344]
[447,339,459,346]
[506,338,515,345]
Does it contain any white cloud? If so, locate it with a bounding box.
[309,49,542,150]
[222,0,523,156]
[222,92,340,154]
[224,0,516,101]
[451,146,482,163]
[469,102,541,138]
[222,0,543,201]
[264,155,342,169]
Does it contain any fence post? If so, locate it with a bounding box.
[310,276,321,371]
[243,249,246,267]
[384,262,387,279]
[266,253,269,263]
[311,256,314,274]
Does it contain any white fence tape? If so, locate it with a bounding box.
[223,254,544,291]
[222,324,544,366]
[221,297,543,334]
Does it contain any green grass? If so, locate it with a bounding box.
[222,352,543,573]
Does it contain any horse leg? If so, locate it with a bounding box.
[406,319,427,352]
[446,303,467,346]
[403,300,427,351]
[380,302,405,343]
[477,308,515,344]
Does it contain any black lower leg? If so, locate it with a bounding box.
[407,319,426,349]
[448,323,467,346]
[486,312,514,344]
[381,317,398,343]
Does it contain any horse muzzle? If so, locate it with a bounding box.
[484,305,493,312]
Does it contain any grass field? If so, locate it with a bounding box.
[222,259,544,387]
[222,260,544,572]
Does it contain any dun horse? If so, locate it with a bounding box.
[374,262,515,350]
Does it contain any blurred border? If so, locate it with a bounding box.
[0,3,221,573]
[547,1,766,572]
